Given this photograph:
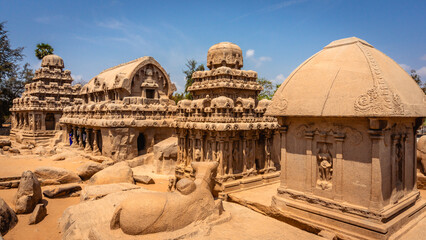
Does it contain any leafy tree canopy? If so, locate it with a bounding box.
[257,77,281,100]
[182,59,204,100]
[35,42,54,60]
[411,69,426,94]
[0,22,33,124]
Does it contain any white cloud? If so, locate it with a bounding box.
[399,63,411,72]
[417,66,426,78]
[259,56,272,62]
[274,74,285,83]
[421,55,426,61]
[246,49,255,58]
[97,19,124,29]
[71,74,87,85]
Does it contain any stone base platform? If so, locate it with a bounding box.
[216,171,280,199]
[228,183,426,240]
[10,130,56,145]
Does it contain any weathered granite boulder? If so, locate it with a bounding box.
[88,162,134,185]
[76,162,104,180]
[153,137,178,175]
[2,146,9,151]
[80,183,141,202]
[14,171,42,214]
[133,175,155,184]
[0,139,11,148]
[0,197,18,236]
[43,184,82,198]
[8,148,20,154]
[34,167,81,185]
[28,203,47,225]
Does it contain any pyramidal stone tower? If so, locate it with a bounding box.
[266,37,426,239]
[174,42,280,197]
[10,54,81,144]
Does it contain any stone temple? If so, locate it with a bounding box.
[266,37,426,239]
[6,38,426,239]
[10,55,81,144]
[60,57,177,161]
[174,42,280,196]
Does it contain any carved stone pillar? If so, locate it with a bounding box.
[228,139,233,175]
[218,136,224,176]
[280,127,288,188]
[92,129,101,155]
[243,132,248,173]
[334,133,345,201]
[71,126,78,148]
[78,127,84,149]
[369,129,384,211]
[305,131,314,193]
[41,113,46,131]
[84,128,92,152]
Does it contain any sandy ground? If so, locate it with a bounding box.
[0,142,170,240]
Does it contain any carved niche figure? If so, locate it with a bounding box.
[232,141,239,173]
[316,143,333,190]
[194,140,202,162]
[395,138,404,185]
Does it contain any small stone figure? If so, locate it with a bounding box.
[317,143,333,190]
[167,176,176,192]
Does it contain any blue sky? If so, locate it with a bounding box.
[1,0,426,91]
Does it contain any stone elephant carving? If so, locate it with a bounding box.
[110,161,220,235]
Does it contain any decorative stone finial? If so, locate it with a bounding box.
[41,54,64,69]
[207,42,243,70]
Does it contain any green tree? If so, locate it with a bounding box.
[411,69,426,94]
[257,78,281,100]
[171,92,185,104]
[0,22,33,124]
[182,59,204,99]
[35,43,54,60]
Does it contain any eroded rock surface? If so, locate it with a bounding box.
[43,184,82,198]
[88,162,133,185]
[133,175,154,184]
[76,162,104,180]
[28,203,47,225]
[0,197,17,236]
[34,167,81,185]
[14,171,42,214]
[80,183,140,201]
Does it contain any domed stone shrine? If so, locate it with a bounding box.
[266,37,426,239]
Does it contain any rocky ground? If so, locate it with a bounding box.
[1,136,425,240]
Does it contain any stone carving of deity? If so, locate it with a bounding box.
[316,143,333,190]
[232,142,239,172]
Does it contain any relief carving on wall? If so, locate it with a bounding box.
[354,43,404,115]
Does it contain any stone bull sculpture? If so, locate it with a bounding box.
[110,161,221,235]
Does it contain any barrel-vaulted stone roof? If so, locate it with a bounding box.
[266,37,426,117]
[81,56,175,97]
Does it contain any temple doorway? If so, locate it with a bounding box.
[45,113,55,130]
[137,133,146,155]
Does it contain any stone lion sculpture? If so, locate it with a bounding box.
[110,161,221,235]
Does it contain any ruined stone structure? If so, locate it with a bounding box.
[10,55,81,144]
[60,57,177,161]
[174,42,280,196]
[267,37,426,239]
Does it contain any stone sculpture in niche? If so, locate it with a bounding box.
[316,143,333,190]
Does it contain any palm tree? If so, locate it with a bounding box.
[35,43,54,60]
